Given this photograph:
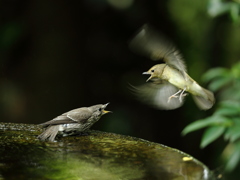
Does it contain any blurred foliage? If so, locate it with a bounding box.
[182,62,240,172]
[208,0,240,23]
[0,0,240,179]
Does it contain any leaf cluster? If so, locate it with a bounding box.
[182,62,240,171]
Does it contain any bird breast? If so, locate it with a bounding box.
[163,65,188,90]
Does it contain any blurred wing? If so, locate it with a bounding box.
[129,24,187,73]
[130,82,185,110]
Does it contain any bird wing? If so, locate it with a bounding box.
[39,115,77,127]
[130,81,185,110]
[66,108,92,124]
[40,108,92,127]
[129,24,187,74]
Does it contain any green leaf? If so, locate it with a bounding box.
[214,107,240,117]
[220,85,240,101]
[202,67,229,83]
[224,118,240,142]
[200,126,225,148]
[231,62,240,78]
[215,101,240,116]
[182,116,231,136]
[226,128,240,142]
[230,3,240,22]
[220,101,240,108]
[182,117,212,136]
[225,141,240,172]
[208,76,232,91]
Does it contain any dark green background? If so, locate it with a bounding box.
[0,0,239,179]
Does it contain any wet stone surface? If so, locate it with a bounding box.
[0,122,214,180]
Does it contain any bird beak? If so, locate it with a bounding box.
[102,110,112,114]
[142,72,152,82]
[146,76,153,82]
[102,103,112,114]
[104,102,110,106]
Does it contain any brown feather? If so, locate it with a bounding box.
[38,125,59,141]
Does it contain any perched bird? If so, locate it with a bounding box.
[129,24,215,110]
[38,103,111,142]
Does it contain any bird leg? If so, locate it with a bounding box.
[168,88,187,103]
[179,88,187,102]
[168,89,182,103]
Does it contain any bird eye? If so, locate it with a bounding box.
[98,108,102,111]
[151,69,155,72]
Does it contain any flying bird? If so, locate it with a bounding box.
[129,24,215,110]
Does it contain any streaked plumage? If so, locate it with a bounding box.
[38,103,111,142]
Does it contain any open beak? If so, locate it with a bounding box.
[142,72,150,75]
[102,110,111,114]
[102,103,112,114]
[142,72,152,82]
[104,102,110,107]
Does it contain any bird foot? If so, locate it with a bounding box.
[167,94,179,102]
[168,88,187,103]
[179,93,187,102]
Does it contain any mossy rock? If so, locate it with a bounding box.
[0,122,214,180]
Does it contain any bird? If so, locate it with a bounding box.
[129,24,215,110]
[38,103,111,142]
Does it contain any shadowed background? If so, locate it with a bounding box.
[1,0,239,178]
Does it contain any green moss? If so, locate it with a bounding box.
[0,122,213,179]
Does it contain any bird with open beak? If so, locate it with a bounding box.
[38,103,111,142]
[129,24,215,110]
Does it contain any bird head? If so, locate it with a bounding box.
[142,64,165,82]
[90,103,111,117]
[100,103,111,115]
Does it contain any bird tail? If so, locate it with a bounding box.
[38,125,59,142]
[192,87,215,110]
